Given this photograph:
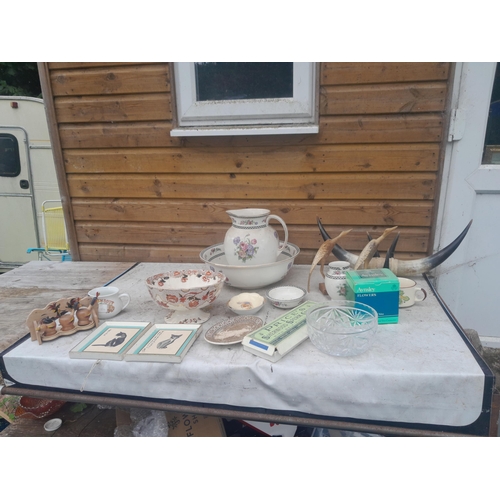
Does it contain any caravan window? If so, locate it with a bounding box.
[0,134,21,177]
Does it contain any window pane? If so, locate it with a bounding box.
[483,63,500,164]
[0,134,21,177]
[195,62,293,101]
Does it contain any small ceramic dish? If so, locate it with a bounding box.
[266,285,307,309]
[228,293,264,315]
[44,418,62,432]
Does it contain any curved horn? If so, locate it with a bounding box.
[389,220,473,276]
[383,232,400,268]
[317,218,473,277]
[317,217,358,266]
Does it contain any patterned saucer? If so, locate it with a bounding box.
[204,316,264,345]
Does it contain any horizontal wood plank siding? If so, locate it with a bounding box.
[320,82,447,115]
[42,62,452,266]
[59,121,180,148]
[67,172,436,200]
[50,64,170,96]
[48,62,149,69]
[77,243,425,265]
[321,62,450,85]
[64,144,439,174]
[75,222,430,253]
[54,94,172,123]
[58,114,443,149]
[71,199,433,226]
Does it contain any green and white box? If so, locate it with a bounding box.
[345,268,399,324]
[242,301,318,362]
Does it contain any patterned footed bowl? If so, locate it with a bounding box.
[306,301,378,357]
[146,269,225,324]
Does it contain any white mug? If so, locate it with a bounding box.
[88,286,131,319]
[398,278,427,308]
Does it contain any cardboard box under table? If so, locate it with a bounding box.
[346,268,399,324]
[0,263,495,436]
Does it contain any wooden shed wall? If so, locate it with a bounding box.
[39,62,451,264]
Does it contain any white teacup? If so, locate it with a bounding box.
[398,278,427,308]
[88,286,131,319]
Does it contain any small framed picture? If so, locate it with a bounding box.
[125,324,202,363]
[69,321,151,361]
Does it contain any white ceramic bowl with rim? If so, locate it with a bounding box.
[146,269,225,324]
[266,285,307,309]
[199,242,300,289]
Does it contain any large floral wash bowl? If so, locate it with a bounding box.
[200,242,300,289]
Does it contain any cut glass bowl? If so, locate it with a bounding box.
[306,301,378,357]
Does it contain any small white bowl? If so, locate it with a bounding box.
[44,418,62,432]
[266,285,307,309]
[228,293,264,315]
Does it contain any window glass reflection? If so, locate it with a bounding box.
[483,63,500,164]
[195,63,293,102]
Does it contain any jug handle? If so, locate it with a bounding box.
[267,214,289,257]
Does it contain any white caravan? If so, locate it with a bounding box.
[0,96,62,270]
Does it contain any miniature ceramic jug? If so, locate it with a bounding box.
[224,208,289,266]
[325,261,351,300]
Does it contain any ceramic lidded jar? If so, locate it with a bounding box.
[224,208,289,266]
[325,261,351,300]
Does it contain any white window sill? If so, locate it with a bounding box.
[170,125,319,137]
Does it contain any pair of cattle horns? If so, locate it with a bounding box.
[315,218,473,278]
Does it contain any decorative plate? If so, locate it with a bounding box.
[204,316,264,345]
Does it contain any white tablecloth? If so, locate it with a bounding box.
[2,263,487,428]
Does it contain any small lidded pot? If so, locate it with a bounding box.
[325,261,351,300]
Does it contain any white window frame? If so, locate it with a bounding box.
[171,62,319,136]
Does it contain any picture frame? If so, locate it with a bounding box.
[69,321,151,361]
[125,323,202,363]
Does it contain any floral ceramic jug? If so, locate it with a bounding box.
[325,261,351,300]
[224,208,289,266]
